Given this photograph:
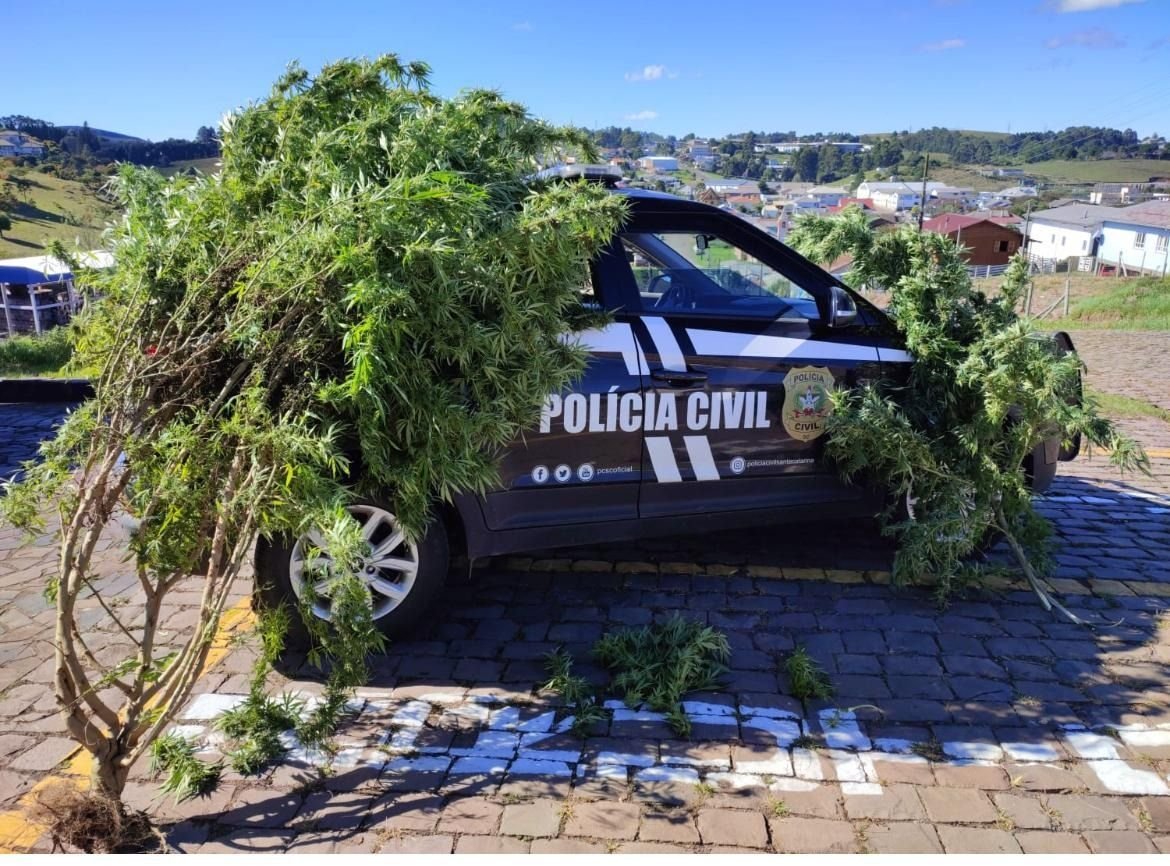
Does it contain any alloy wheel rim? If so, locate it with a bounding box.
[288,504,419,622]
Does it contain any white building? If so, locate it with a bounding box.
[0,131,45,158]
[639,155,679,172]
[1097,200,1170,275]
[805,185,848,207]
[1024,203,1117,260]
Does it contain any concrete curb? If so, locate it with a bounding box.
[0,378,93,404]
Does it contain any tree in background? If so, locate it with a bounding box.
[1,54,626,831]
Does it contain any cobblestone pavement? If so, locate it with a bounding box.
[2,389,1170,854]
[1069,330,1170,413]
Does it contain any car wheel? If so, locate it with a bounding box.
[254,501,449,646]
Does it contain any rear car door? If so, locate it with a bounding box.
[614,208,881,518]
[481,241,646,529]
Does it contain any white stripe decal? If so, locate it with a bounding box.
[642,317,688,372]
[645,437,681,483]
[566,323,645,376]
[684,436,720,481]
[878,348,914,364]
[686,329,880,363]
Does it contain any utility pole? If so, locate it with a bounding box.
[917,152,930,232]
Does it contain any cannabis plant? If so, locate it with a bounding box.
[789,209,1146,615]
[0,54,625,803]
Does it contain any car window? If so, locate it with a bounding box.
[620,231,817,320]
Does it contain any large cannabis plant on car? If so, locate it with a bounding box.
[0,55,626,806]
[787,208,1147,615]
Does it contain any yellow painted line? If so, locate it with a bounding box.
[1145,447,1170,459]
[0,596,255,854]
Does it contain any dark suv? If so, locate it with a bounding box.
[256,170,1076,638]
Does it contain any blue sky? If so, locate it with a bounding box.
[8,0,1170,141]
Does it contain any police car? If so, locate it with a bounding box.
[255,166,1077,638]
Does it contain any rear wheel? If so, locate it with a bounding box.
[254,501,449,646]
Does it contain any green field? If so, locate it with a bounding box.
[1065,275,1170,330]
[159,157,222,177]
[0,168,117,259]
[1025,158,1170,183]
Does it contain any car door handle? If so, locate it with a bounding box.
[650,368,708,387]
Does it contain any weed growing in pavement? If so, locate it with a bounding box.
[784,646,834,701]
[791,734,820,750]
[995,809,1016,832]
[594,614,731,737]
[148,733,221,801]
[215,608,304,776]
[544,616,731,738]
[766,796,790,818]
[541,648,606,737]
[910,739,945,763]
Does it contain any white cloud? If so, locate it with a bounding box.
[624,110,658,121]
[624,64,677,82]
[920,38,966,52]
[511,21,533,31]
[1046,26,1125,47]
[1056,0,1142,11]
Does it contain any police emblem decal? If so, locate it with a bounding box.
[781,366,834,442]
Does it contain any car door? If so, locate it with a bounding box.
[615,209,881,518]
[480,241,646,530]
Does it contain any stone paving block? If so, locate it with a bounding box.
[1143,796,1170,833]
[936,825,1023,854]
[638,811,700,844]
[1083,830,1159,854]
[1042,794,1141,831]
[768,816,856,853]
[869,756,936,786]
[377,834,454,854]
[932,763,1010,790]
[7,736,77,772]
[992,792,1056,830]
[499,799,562,838]
[197,829,295,853]
[455,835,531,853]
[565,801,642,841]
[920,787,998,823]
[843,785,926,822]
[531,838,607,853]
[696,808,769,848]
[437,797,502,835]
[766,783,842,819]
[0,769,33,807]
[1014,831,1091,853]
[219,787,302,829]
[865,822,943,854]
[1004,763,1088,793]
[365,793,443,833]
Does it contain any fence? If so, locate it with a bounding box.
[966,263,1010,279]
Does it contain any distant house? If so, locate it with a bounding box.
[0,251,113,334]
[922,213,1022,266]
[0,131,46,158]
[858,181,958,212]
[1090,182,1152,206]
[1024,203,1117,260]
[826,197,876,214]
[706,178,759,196]
[1097,200,1170,275]
[806,185,848,207]
[639,155,679,172]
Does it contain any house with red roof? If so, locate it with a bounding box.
[921,213,1022,266]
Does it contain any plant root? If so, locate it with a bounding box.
[31,784,162,854]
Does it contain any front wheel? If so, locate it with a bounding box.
[254,501,449,646]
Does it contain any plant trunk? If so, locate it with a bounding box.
[90,747,130,803]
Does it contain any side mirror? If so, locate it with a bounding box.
[694,234,708,252]
[828,286,858,328]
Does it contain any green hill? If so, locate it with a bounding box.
[1024,158,1170,183]
[0,168,116,259]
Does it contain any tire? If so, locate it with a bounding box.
[254,500,449,646]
